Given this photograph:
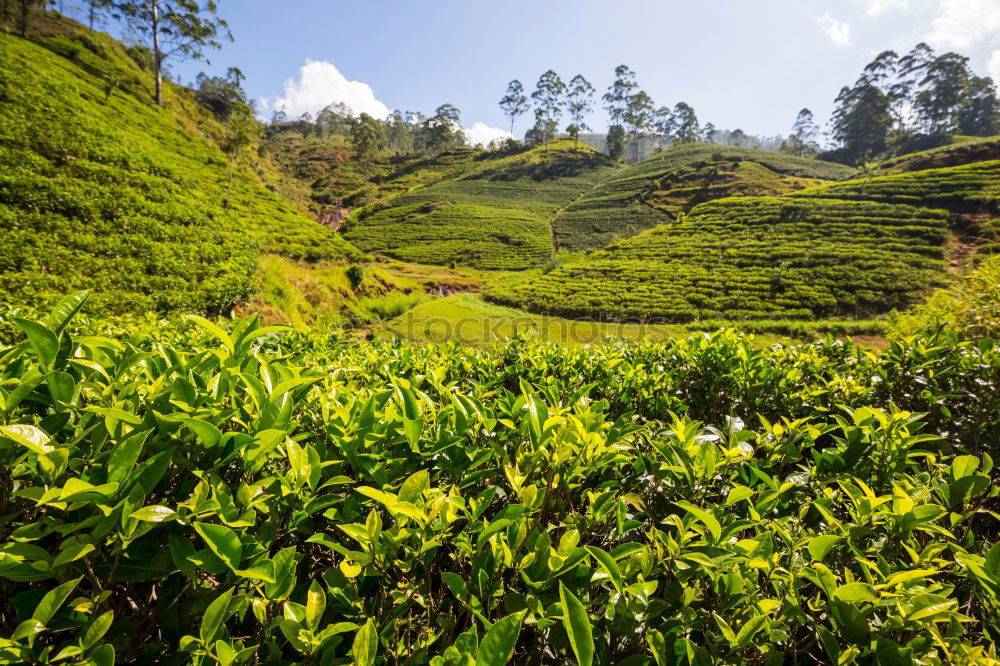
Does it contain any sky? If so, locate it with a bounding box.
[88,0,1000,145]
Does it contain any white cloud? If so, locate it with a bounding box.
[862,0,910,17]
[924,0,1000,50]
[990,50,1000,82]
[816,13,851,47]
[463,122,512,147]
[263,59,391,119]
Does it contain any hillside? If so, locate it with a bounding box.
[341,139,615,269]
[549,143,857,251]
[0,18,363,314]
[488,196,948,321]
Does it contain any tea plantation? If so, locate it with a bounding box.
[489,197,949,321]
[343,141,614,269]
[0,293,997,664]
[549,143,856,252]
[0,28,363,316]
[792,161,1000,212]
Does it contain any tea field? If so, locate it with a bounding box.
[489,197,950,321]
[549,144,856,252]
[0,292,997,664]
[0,26,363,317]
[343,141,614,269]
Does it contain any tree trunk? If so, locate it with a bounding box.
[226,155,234,209]
[151,0,162,106]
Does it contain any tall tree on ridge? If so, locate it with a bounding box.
[565,74,594,150]
[116,0,232,106]
[790,108,819,156]
[531,70,565,150]
[653,106,674,148]
[350,112,386,182]
[670,102,700,144]
[499,80,529,137]
[625,90,654,163]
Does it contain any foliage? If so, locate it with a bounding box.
[889,255,1000,339]
[491,197,949,321]
[0,28,362,316]
[550,142,855,251]
[0,295,998,664]
[344,140,614,269]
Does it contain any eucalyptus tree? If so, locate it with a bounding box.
[499,80,529,136]
[671,102,700,143]
[653,106,674,147]
[790,108,819,155]
[116,0,232,106]
[531,70,566,150]
[350,112,387,181]
[625,90,654,163]
[565,74,594,150]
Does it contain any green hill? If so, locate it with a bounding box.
[0,18,363,314]
[549,143,857,251]
[488,196,948,321]
[872,135,1000,174]
[341,139,615,269]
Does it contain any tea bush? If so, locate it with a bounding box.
[550,143,856,252]
[344,141,613,269]
[489,197,949,321]
[0,292,997,664]
[0,30,363,316]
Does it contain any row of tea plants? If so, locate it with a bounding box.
[0,293,998,664]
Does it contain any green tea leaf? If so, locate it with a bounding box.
[0,424,54,455]
[807,535,842,562]
[13,318,59,368]
[476,611,524,666]
[352,618,378,666]
[200,587,234,645]
[559,583,594,666]
[194,523,242,572]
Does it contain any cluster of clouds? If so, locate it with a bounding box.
[261,60,511,147]
[815,0,1000,81]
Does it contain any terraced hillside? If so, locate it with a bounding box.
[550,143,856,251]
[342,140,615,269]
[872,135,1000,174]
[793,159,1000,260]
[0,19,363,314]
[488,197,948,321]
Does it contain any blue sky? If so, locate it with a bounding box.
[91,0,1000,144]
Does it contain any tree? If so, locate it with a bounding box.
[729,129,746,147]
[194,70,245,120]
[956,76,1000,136]
[350,112,386,182]
[624,90,654,163]
[671,102,700,143]
[914,52,973,133]
[85,0,112,28]
[219,103,260,208]
[423,104,462,155]
[703,122,717,144]
[16,0,48,36]
[116,1,232,106]
[603,65,637,130]
[606,125,626,161]
[499,80,529,136]
[530,70,565,150]
[565,74,594,150]
[789,108,819,156]
[387,109,412,154]
[653,106,674,147]
[831,80,893,164]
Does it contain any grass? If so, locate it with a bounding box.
[377,292,887,346]
[550,142,857,251]
[0,16,363,316]
[249,255,426,329]
[488,196,949,322]
[343,140,615,269]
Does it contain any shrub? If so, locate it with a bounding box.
[346,264,364,288]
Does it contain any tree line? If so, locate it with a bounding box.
[499,66,710,163]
